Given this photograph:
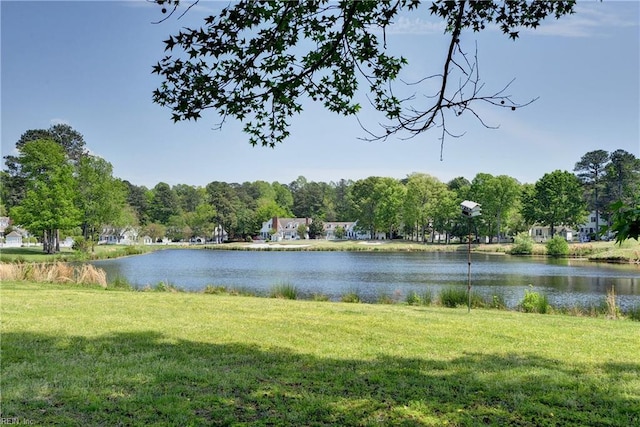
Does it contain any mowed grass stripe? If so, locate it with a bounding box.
[2,282,639,426]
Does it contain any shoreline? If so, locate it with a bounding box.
[1,239,639,264]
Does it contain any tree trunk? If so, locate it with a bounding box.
[43,230,49,253]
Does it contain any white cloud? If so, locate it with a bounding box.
[386,16,446,35]
[523,3,639,38]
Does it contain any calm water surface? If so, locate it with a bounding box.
[92,249,640,309]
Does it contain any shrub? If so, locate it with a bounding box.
[72,236,91,253]
[405,290,421,305]
[519,287,550,314]
[546,235,569,257]
[510,232,534,255]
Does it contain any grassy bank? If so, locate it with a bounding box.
[2,282,639,426]
[1,239,639,263]
[210,239,640,263]
[0,244,161,263]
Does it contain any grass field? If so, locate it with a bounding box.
[2,282,639,426]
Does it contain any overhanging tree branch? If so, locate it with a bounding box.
[151,0,575,149]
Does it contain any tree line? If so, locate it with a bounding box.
[2,125,639,252]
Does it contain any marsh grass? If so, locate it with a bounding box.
[626,304,640,321]
[439,286,469,308]
[607,286,620,319]
[150,281,183,292]
[109,275,134,290]
[269,282,299,300]
[2,282,639,426]
[340,290,361,303]
[0,262,107,287]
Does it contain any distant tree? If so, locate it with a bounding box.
[166,214,190,241]
[334,225,346,240]
[144,222,166,242]
[149,182,181,224]
[332,179,355,221]
[185,203,217,238]
[308,217,325,239]
[9,140,81,253]
[174,184,205,213]
[574,149,609,240]
[290,177,330,219]
[375,177,406,239]
[431,186,458,243]
[296,222,308,240]
[351,177,381,239]
[206,181,242,240]
[76,155,128,243]
[471,174,520,243]
[13,124,86,162]
[3,124,87,209]
[123,181,151,225]
[523,170,586,238]
[272,182,294,214]
[603,149,640,206]
[447,176,472,194]
[152,0,575,149]
[404,173,445,242]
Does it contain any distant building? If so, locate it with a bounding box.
[5,230,23,247]
[0,217,10,237]
[260,217,310,241]
[529,225,574,243]
[577,211,610,241]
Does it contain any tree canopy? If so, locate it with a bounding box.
[152,0,575,149]
[9,140,81,253]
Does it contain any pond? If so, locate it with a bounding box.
[92,249,640,310]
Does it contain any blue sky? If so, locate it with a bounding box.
[2,1,639,188]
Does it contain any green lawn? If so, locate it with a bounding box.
[1,282,639,426]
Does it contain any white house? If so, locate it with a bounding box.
[323,221,376,240]
[323,221,354,240]
[529,225,574,243]
[577,211,611,241]
[260,217,311,241]
[99,226,139,245]
[211,225,228,244]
